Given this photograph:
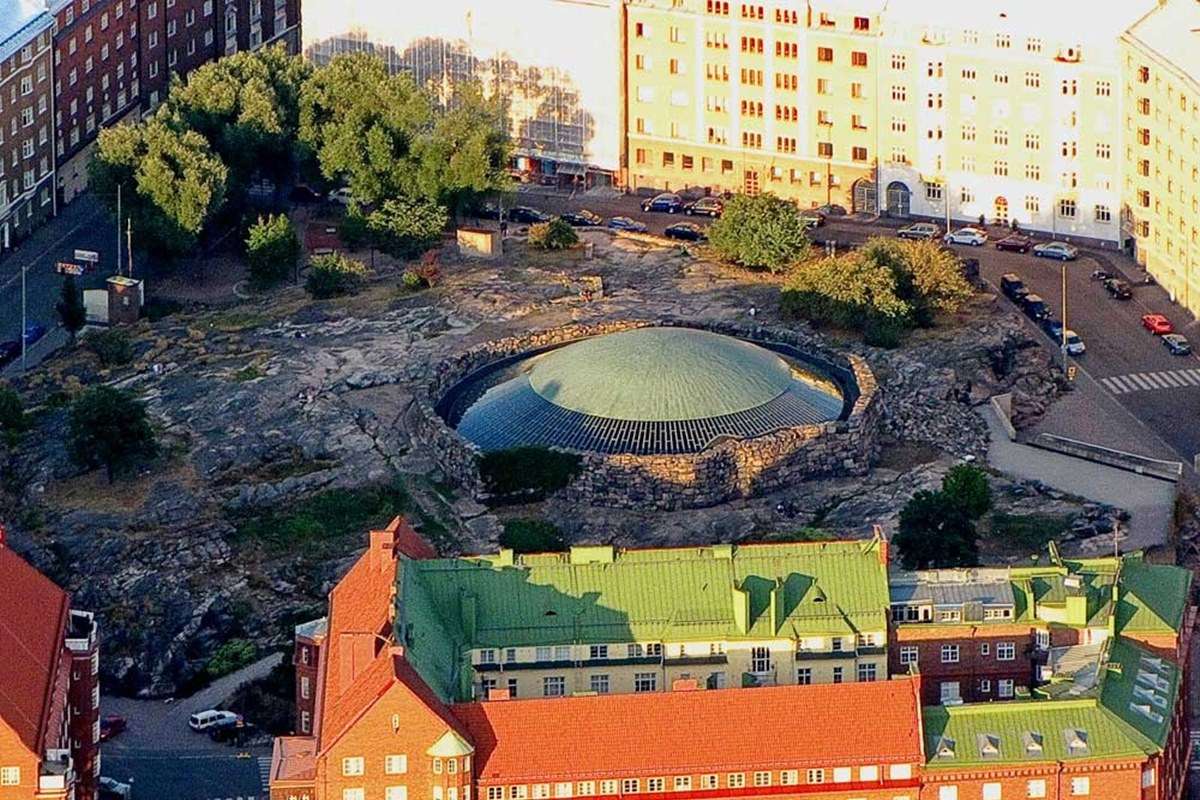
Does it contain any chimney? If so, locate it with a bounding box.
[874,524,889,565]
[370,523,400,574]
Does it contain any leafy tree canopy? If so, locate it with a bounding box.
[707,193,809,273]
[895,489,979,571]
[413,82,512,214]
[246,213,301,286]
[68,386,158,482]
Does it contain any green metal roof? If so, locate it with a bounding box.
[924,636,1179,769]
[1115,557,1193,635]
[393,540,890,700]
[527,328,795,421]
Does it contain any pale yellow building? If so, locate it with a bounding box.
[1122,0,1200,316]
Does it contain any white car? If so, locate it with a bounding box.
[1064,330,1085,355]
[327,187,355,206]
[943,227,988,246]
[188,709,240,731]
[99,777,133,799]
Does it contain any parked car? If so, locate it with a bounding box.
[1104,278,1133,300]
[560,210,603,227]
[327,187,354,206]
[664,222,707,242]
[507,206,552,224]
[1064,330,1086,356]
[797,209,826,229]
[684,197,724,217]
[475,201,503,220]
[641,192,684,213]
[813,203,848,216]
[999,273,1028,302]
[99,715,128,742]
[995,234,1034,253]
[188,710,241,732]
[896,222,941,240]
[98,776,133,800]
[289,184,323,204]
[606,216,648,233]
[1163,334,1192,356]
[1041,317,1065,341]
[1141,313,1175,335]
[209,719,259,745]
[1090,269,1115,282]
[943,227,988,246]
[1032,241,1079,261]
[1021,293,1050,321]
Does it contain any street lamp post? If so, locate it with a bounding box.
[1060,259,1069,378]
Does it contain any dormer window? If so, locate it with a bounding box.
[978,734,1000,757]
[1023,731,1043,755]
[936,737,956,758]
[1064,729,1088,755]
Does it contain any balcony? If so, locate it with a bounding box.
[65,610,97,653]
[39,749,73,793]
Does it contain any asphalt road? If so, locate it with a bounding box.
[512,187,1200,466]
[104,750,269,800]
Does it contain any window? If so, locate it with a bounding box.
[1096,80,1111,97]
[778,771,797,786]
[1025,165,1041,181]
[543,677,565,697]
[557,782,575,797]
[1027,780,1047,798]
[578,783,595,796]
[385,755,408,774]
[851,146,868,162]
[994,71,1008,85]
[1070,778,1089,796]
[480,649,496,664]
[753,772,770,787]
[854,15,869,30]
[796,668,812,684]
[804,769,823,784]
[532,786,550,799]
[900,646,918,665]
[999,679,1015,698]
[982,784,1001,800]
[673,777,690,791]
[1058,200,1076,219]
[961,67,976,81]
[997,643,1015,661]
[891,53,906,70]
[941,645,959,664]
[940,682,960,703]
[851,51,868,67]
[939,787,958,800]
[344,790,365,800]
[994,128,1009,146]
[0,768,19,787]
[995,33,1010,49]
[980,679,991,693]
[1096,143,1111,160]
[386,789,408,800]
[489,790,504,800]
[512,788,529,799]
[1026,37,1042,53]
[621,780,639,794]
[891,85,907,102]
[817,47,833,63]
[727,774,745,789]
[1095,205,1111,223]
[832,666,844,683]
[342,758,364,777]
[634,672,657,692]
[857,663,877,681]
[590,674,610,694]
[750,647,771,672]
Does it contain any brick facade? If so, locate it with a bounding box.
[891,625,1039,705]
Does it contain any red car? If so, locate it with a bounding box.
[99,714,127,741]
[1141,313,1174,335]
[995,234,1034,253]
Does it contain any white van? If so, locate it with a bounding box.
[188,709,240,731]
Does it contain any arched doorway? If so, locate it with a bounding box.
[886,181,912,218]
[852,179,877,214]
[994,196,1009,225]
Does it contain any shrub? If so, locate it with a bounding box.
[246,213,301,287]
[305,253,369,298]
[85,328,134,367]
[499,518,567,553]
[478,447,582,499]
[68,385,157,481]
[941,464,993,520]
[339,208,371,249]
[528,218,578,251]
[894,489,979,570]
[204,638,258,679]
[707,193,809,273]
[401,270,424,292]
[0,387,27,435]
[366,195,447,259]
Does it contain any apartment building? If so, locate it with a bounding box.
[301,0,623,186]
[272,520,1195,800]
[890,549,1195,707]
[0,531,101,800]
[1122,0,1200,319]
[0,1,57,251]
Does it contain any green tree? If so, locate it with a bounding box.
[894,489,980,570]
[305,253,369,298]
[895,239,975,323]
[89,120,228,257]
[55,275,87,342]
[85,328,134,367]
[365,195,447,258]
[413,82,512,217]
[940,464,993,520]
[528,218,579,251]
[299,53,433,206]
[707,193,809,273]
[0,386,28,436]
[68,386,158,482]
[246,213,301,286]
[163,45,311,196]
[499,519,567,554]
[781,250,909,327]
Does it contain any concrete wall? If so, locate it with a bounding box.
[413,318,881,511]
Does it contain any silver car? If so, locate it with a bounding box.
[897,222,941,240]
[1032,241,1079,261]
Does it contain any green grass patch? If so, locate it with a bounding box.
[231,364,264,382]
[231,483,414,556]
[989,512,1073,552]
[499,518,567,554]
[744,527,838,544]
[210,310,270,332]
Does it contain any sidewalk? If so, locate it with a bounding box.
[980,404,1176,552]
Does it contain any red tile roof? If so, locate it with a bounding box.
[453,678,924,782]
[0,545,69,754]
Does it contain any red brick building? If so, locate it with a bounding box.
[0,532,100,800]
[0,3,57,252]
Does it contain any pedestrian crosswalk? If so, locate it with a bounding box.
[258,756,272,793]
[1100,367,1200,394]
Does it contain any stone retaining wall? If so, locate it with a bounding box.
[411,319,881,510]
